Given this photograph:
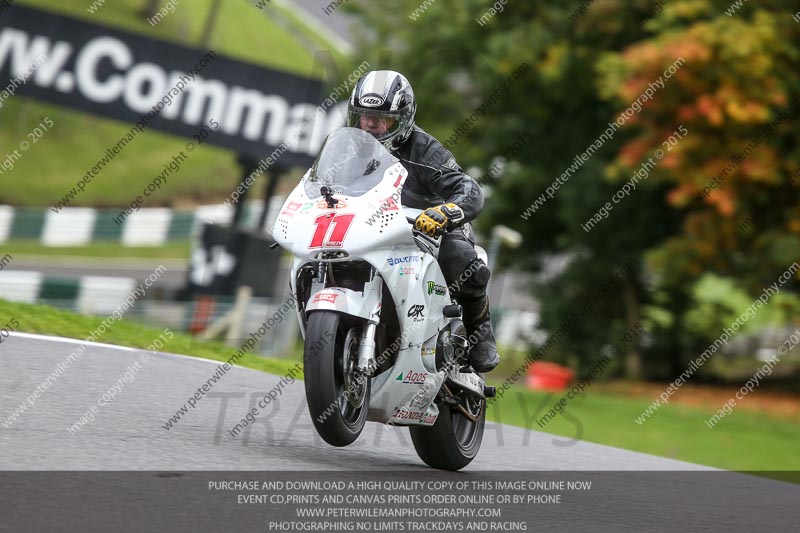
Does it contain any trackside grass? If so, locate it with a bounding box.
[1,240,191,260]
[0,298,299,376]
[487,384,800,482]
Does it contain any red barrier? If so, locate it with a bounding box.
[526,362,574,392]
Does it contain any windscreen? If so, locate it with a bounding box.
[304,127,398,198]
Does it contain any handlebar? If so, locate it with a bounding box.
[406,215,443,256]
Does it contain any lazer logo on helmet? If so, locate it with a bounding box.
[396,371,427,384]
[359,95,385,107]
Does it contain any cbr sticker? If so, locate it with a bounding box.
[407,305,424,321]
[395,370,427,384]
[312,293,338,304]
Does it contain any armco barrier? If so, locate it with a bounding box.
[0,270,136,313]
[0,198,284,247]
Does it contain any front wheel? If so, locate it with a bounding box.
[304,311,370,447]
[409,390,485,471]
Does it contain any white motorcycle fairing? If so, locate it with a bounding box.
[272,128,469,427]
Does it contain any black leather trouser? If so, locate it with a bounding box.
[437,224,491,328]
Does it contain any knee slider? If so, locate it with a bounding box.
[456,258,490,300]
[467,258,490,288]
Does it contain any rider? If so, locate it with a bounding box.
[346,70,499,372]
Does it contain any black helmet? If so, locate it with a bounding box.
[347,70,416,151]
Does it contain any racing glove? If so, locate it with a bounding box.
[414,203,465,237]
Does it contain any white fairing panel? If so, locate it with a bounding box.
[275,129,459,427]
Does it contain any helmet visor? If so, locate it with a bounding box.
[347,108,403,142]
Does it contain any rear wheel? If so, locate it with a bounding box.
[409,386,485,471]
[304,311,370,447]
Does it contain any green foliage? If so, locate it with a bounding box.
[346,0,800,379]
[684,273,800,341]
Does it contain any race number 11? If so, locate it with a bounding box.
[309,213,355,248]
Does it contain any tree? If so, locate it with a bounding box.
[344,0,685,377]
[344,0,799,378]
[598,0,800,373]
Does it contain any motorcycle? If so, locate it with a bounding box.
[273,127,495,471]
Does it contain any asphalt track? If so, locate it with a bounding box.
[0,332,702,471]
[2,333,798,533]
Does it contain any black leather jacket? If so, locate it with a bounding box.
[395,126,484,225]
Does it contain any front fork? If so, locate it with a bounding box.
[356,272,382,374]
[308,261,382,374]
[357,322,377,373]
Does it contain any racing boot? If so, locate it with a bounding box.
[462,296,500,372]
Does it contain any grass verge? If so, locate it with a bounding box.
[0,298,301,377]
[2,239,192,261]
[1,240,192,260]
[487,383,800,482]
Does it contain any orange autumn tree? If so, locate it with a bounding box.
[599,1,800,292]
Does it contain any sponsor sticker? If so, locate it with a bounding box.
[360,95,385,107]
[378,195,400,211]
[420,413,437,425]
[312,293,338,304]
[395,370,427,384]
[408,392,431,409]
[407,304,424,321]
[398,267,414,277]
[299,202,314,213]
[387,256,421,266]
[393,409,437,425]
[316,198,347,209]
[426,281,446,295]
[279,201,302,218]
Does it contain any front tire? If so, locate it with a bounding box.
[304,311,370,447]
[409,392,485,471]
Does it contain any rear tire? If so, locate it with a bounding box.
[304,311,370,447]
[409,393,485,471]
